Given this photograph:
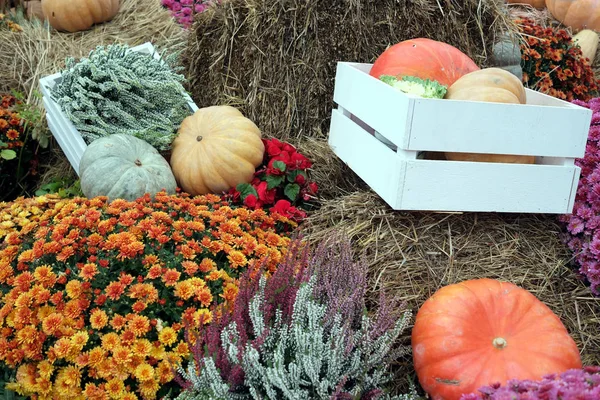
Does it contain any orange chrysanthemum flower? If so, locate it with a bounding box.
[134,363,154,382]
[90,309,109,330]
[158,327,177,347]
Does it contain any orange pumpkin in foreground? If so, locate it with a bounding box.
[369,38,479,88]
[412,279,582,400]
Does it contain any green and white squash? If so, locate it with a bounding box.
[79,134,177,201]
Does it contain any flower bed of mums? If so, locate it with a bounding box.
[0,191,295,399]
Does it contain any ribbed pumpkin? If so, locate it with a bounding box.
[170,106,265,196]
[369,38,479,87]
[573,29,599,62]
[41,0,120,32]
[546,0,600,32]
[506,0,545,9]
[444,68,533,164]
[79,134,177,201]
[412,279,582,400]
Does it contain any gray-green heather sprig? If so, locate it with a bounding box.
[50,44,193,151]
[175,274,417,400]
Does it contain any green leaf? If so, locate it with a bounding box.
[0,150,16,160]
[266,175,284,190]
[236,183,258,200]
[272,160,286,172]
[287,170,307,183]
[284,183,300,202]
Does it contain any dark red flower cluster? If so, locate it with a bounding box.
[516,18,599,101]
[226,138,318,223]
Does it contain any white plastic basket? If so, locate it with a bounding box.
[328,62,593,214]
[39,42,198,176]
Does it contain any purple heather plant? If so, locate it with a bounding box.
[175,234,412,399]
[460,366,600,400]
[559,97,600,295]
[161,0,215,28]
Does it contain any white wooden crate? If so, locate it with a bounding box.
[328,62,593,214]
[39,42,199,176]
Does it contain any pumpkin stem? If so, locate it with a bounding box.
[492,337,507,349]
[134,159,142,166]
[196,136,203,142]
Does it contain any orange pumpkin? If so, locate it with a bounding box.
[41,0,120,32]
[412,279,582,400]
[369,38,479,88]
[546,0,600,32]
[506,0,545,9]
[170,106,265,196]
[444,68,534,164]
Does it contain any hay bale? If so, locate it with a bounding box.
[300,192,600,380]
[0,0,185,96]
[184,0,516,141]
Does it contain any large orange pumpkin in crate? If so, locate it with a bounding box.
[369,38,479,88]
[412,279,582,400]
[546,0,600,32]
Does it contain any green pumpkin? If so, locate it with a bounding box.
[491,32,523,81]
[79,134,177,201]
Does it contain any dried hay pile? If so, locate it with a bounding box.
[0,0,185,181]
[184,0,515,141]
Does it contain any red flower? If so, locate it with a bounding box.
[295,174,306,185]
[266,140,282,157]
[244,194,259,208]
[270,200,306,222]
[256,181,276,205]
[271,199,292,215]
[290,152,311,169]
[308,182,318,194]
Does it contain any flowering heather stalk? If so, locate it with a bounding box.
[559,97,600,294]
[460,366,600,399]
[175,235,415,399]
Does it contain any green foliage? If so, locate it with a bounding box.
[0,368,27,400]
[35,177,82,198]
[50,44,193,151]
[379,75,447,99]
[11,90,49,148]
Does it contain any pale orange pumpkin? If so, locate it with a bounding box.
[170,106,265,196]
[41,0,120,32]
[546,0,600,32]
[444,68,534,164]
[412,279,582,400]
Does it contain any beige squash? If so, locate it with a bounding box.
[170,106,265,196]
[573,29,599,63]
[444,68,534,164]
[41,0,120,32]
